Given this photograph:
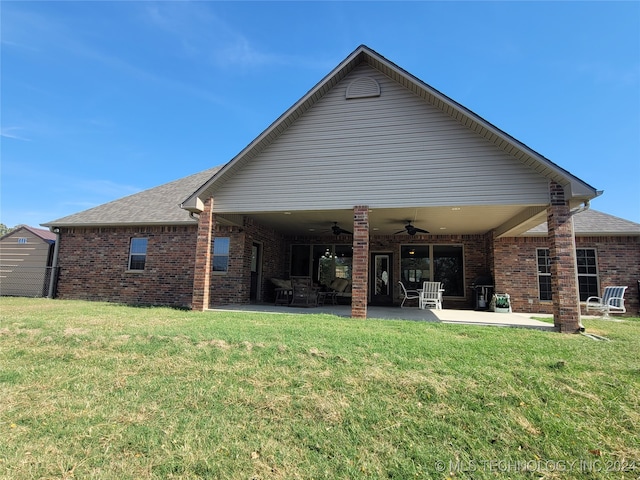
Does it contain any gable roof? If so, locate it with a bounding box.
[524,209,640,236]
[43,167,220,227]
[1,225,57,243]
[182,44,599,213]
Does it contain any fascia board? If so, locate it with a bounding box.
[41,220,198,228]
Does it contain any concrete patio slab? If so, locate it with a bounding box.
[208,303,556,331]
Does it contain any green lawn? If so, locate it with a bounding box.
[1,298,638,479]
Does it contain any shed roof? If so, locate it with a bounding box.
[43,167,220,227]
[1,225,57,243]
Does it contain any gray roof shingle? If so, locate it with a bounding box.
[525,209,640,236]
[43,167,220,227]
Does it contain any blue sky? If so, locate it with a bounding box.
[1,1,639,229]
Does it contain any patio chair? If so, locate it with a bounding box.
[289,276,319,307]
[270,278,292,305]
[586,286,628,316]
[419,281,443,310]
[399,281,420,308]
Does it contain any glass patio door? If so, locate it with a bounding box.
[370,253,393,305]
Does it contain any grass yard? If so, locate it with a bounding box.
[1,298,639,479]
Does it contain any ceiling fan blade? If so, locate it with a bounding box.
[394,229,407,234]
[413,227,429,233]
[331,223,352,235]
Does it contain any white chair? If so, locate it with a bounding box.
[398,281,420,308]
[420,281,443,310]
[586,286,628,317]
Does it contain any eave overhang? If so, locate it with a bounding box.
[41,219,198,229]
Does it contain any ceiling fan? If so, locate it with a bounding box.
[330,222,352,236]
[394,221,429,236]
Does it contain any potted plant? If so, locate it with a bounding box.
[492,293,511,313]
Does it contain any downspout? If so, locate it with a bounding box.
[569,200,590,332]
[569,199,590,217]
[47,227,61,299]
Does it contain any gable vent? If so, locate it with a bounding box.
[346,77,380,99]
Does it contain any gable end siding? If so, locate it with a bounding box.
[210,65,549,213]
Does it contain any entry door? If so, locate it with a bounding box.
[370,253,393,305]
[250,243,261,302]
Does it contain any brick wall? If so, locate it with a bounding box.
[208,226,246,305]
[275,232,490,308]
[369,233,489,308]
[248,219,286,302]
[352,206,369,318]
[192,198,213,310]
[495,235,639,316]
[494,236,549,313]
[208,218,283,306]
[56,223,638,315]
[56,225,198,307]
[577,236,640,315]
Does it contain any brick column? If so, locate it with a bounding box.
[192,198,214,311]
[352,206,369,319]
[548,182,581,333]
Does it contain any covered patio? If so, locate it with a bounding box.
[207,304,557,331]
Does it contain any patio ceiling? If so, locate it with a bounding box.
[219,205,547,237]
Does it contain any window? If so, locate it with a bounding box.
[576,248,598,301]
[400,245,430,290]
[536,248,598,301]
[333,245,353,279]
[290,244,352,285]
[291,245,312,277]
[128,238,148,270]
[537,249,552,301]
[212,237,230,272]
[400,245,464,297]
[433,245,464,297]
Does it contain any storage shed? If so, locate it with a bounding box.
[0,225,57,297]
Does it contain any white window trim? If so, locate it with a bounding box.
[127,237,148,272]
[536,248,552,302]
[212,237,230,274]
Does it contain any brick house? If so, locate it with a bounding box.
[43,45,640,331]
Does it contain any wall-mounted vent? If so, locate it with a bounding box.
[346,77,380,99]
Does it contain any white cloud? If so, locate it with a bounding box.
[0,127,31,141]
[141,1,308,70]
